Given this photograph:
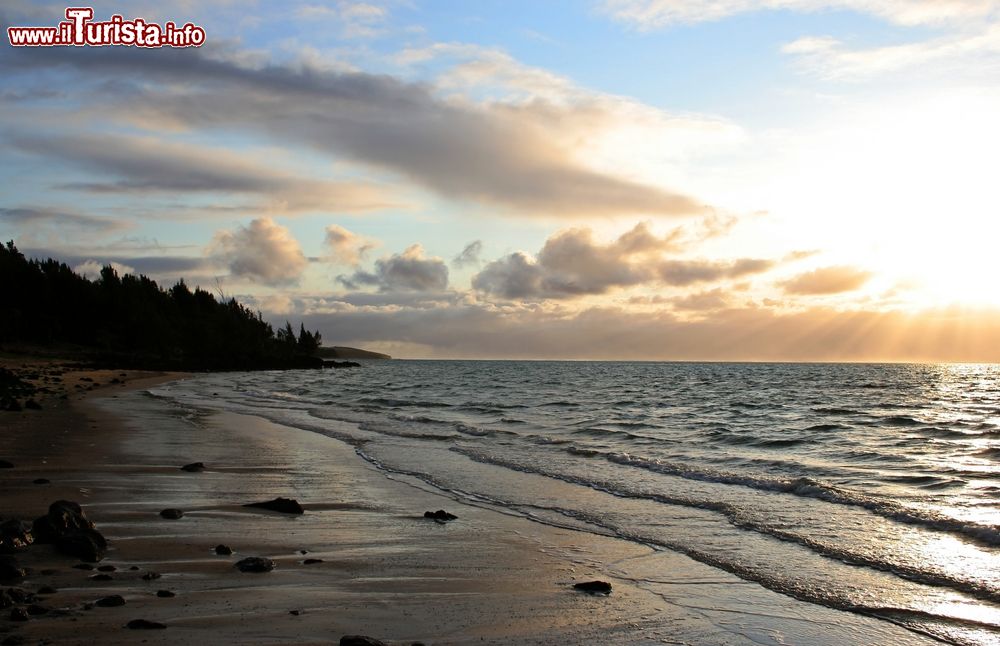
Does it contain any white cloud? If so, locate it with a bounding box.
[209,217,308,286]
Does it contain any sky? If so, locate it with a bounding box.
[2,0,1000,361]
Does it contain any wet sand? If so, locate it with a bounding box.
[0,364,941,645]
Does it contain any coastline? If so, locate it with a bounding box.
[1,367,941,645]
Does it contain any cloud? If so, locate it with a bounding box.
[472,221,773,299]
[600,1,1000,29]
[74,259,136,280]
[339,244,449,291]
[0,206,127,234]
[452,240,483,267]
[781,265,872,294]
[3,45,708,217]
[295,1,390,39]
[8,132,394,215]
[293,300,1000,362]
[324,224,377,266]
[209,217,308,286]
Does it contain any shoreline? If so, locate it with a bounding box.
[1,365,941,644]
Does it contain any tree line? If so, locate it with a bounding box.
[0,241,324,370]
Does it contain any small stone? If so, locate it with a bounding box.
[37,586,57,595]
[141,572,161,581]
[155,590,174,598]
[234,557,275,573]
[9,606,29,621]
[90,574,113,582]
[126,619,166,630]
[32,478,50,485]
[24,400,41,410]
[303,558,323,565]
[72,563,94,570]
[423,509,458,522]
[289,610,301,616]
[96,595,126,608]
[243,497,304,514]
[0,556,26,580]
[97,565,116,572]
[159,509,183,520]
[214,544,233,555]
[180,462,205,473]
[0,460,14,468]
[339,636,387,646]
[25,604,48,615]
[129,566,140,571]
[573,580,612,594]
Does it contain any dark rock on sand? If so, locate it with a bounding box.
[25,604,48,616]
[56,528,107,562]
[424,510,458,521]
[0,556,26,580]
[90,574,113,582]
[159,509,184,520]
[32,478,50,485]
[0,460,13,468]
[126,619,166,630]
[156,590,174,598]
[0,520,34,553]
[573,580,612,594]
[234,557,275,573]
[303,558,323,565]
[340,636,387,646]
[243,497,304,514]
[97,565,116,572]
[9,606,29,622]
[96,595,126,608]
[0,588,34,609]
[36,586,57,595]
[4,401,22,412]
[129,565,140,571]
[141,572,161,581]
[289,609,301,616]
[180,462,205,472]
[24,400,41,410]
[33,500,95,543]
[214,544,233,555]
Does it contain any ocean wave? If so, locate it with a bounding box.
[357,396,453,408]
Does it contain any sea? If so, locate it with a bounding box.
[146,361,1000,645]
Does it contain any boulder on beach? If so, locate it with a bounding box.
[141,572,161,581]
[0,556,26,580]
[340,637,387,646]
[572,580,612,594]
[234,557,275,573]
[32,478,50,485]
[32,500,95,543]
[90,574,113,582]
[243,497,304,514]
[423,510,458,522]
[156,590,174,598]
[96,594,126,607]
[0,587,34,609]
[56,528,107,562]
[159,509,184,520]
[0,520,34,553]
[303,558,323,565]
[9,606,29,622]
[214,544,233,555]
[180,462,205,472]
[126,619,166,630]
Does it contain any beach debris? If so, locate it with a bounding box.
[32,478,50,485]
[340,636,387,646]
[155,590,174,598]
[141,572,161,581]
[159,508,184,520]
[0,460,13,468]
[180,462,205,472]
[0,519,34,553]
[214,544,233,555]
[0,556,26,580]
[243,497,304,514]
[234,557,275,573]
[126,618,167,630]
[9,606,29,621]
[96,595,126,608]
[303,558,323,565]
[573,580,612,594]
[423,509,458,522]
[90,574,113,582]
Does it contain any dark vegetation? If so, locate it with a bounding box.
[0,241,325,370]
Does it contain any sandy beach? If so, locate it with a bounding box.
[1,363,943,645]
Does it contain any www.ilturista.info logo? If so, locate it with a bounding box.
[7,7,206,48]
